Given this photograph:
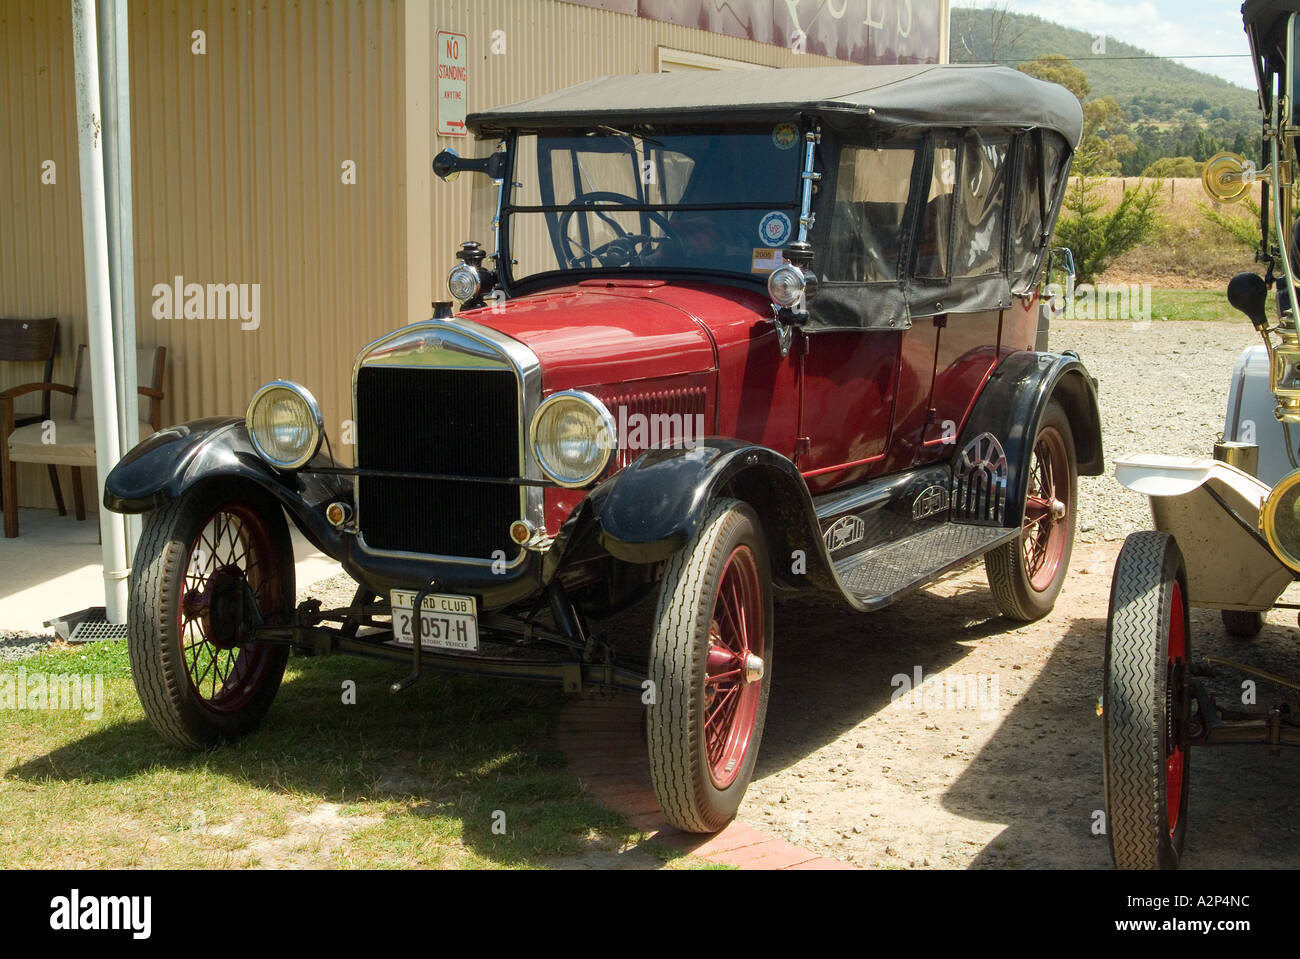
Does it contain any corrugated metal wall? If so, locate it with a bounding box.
[0,0,87,508]
[0,0,896,514]
[1,0,406,509]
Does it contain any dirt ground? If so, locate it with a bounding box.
[743,551,1300,869]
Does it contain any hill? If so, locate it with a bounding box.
[950,6,1260,173]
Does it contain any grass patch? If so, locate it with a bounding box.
[1060,287,1239,323]
[1149,288,1237,322]
[0,640,693,869]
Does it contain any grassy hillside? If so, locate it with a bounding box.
[951,7,1256,112]
[951,7,1259,172]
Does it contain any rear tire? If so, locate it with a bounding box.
[646,498,773,833]
[1221,609,1264,639]
[985,400,1078,621]
[1103,531,1191,870]
[128,484,294,749]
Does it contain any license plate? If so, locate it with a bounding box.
[390,590,479,652]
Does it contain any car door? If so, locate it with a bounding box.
[795,140,916,492]
[911,134,1011,464]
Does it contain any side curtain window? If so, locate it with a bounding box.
[916,138,957,279]
[1009,131,1070,290]
[952,134,1010,278]
[823,143,918,283]
[1009,133,1044,287]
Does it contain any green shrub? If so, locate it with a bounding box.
[1052,175,1164,284]
[1142,156,1202,178]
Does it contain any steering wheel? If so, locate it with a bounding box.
[557,191,675,268]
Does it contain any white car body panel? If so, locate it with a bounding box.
[1114,454,1293,611]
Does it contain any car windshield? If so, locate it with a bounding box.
[504,126,804,283]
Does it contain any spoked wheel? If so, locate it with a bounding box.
[647,498,773,833]
[985,399,1077,621]
[1103,531,1192,870]
[128,484,294,749]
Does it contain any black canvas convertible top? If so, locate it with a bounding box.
[1244,0,1300,77]
[468,64,1084,147]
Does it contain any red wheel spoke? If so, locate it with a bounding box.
[176,505,281,715]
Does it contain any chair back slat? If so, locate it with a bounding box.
[0,318,58,363]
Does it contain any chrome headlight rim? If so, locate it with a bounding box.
[1263,467,1300,572]
[529,389,616,489]
[246,380,325,471]
[767,263,807,309]
[448,263,484,302]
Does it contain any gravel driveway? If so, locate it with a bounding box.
[1060,318,1258,543]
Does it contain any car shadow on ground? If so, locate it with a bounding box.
[758,580,1022,778]
[945,604,1300,869]
[760,580,1300,868]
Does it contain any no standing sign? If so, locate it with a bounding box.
[436,30,467,137]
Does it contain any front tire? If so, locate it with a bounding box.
[985,399,1078,621]
[1103,531,1191,869]
[128,484,294,749]
[647,498,773,833]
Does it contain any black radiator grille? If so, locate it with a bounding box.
[355,365,520,558]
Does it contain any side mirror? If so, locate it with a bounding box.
[433,148,507,182]
[1228,272,1271,330]
[1043,246,1076,317]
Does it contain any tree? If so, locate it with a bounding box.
[1142,156,1201,178]
[985,0,1031,62]
[1018,53,1089,101]
[1052,176,1164,284]
[1199,197,1261,251]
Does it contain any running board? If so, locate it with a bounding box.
[834,523,1019,611]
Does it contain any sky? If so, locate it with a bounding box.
[952,0,1258,90]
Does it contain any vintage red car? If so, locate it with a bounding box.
[105,63,1101,833]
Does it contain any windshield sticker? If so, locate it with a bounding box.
[759,211,793,248]
[751,248,785,273]
[772,123,799,150]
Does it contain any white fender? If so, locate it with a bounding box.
[1113,453,1294,611]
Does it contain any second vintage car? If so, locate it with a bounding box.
[105,63,1101,833]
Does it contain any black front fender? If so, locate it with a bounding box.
[104,417,351,555]
[558,439,838,592]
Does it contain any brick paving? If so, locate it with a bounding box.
[556,693,854,870]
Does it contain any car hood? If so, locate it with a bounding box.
[458,280,769,392]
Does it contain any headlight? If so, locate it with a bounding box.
[448,264,483,302]
[529,390,616,488]
[767,263,807,309]
[246,381,324,470]
[1262,468,1300,571]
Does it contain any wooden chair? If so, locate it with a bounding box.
[2,344,166,538]
[0,318,65,521]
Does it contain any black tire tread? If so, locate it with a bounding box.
[127,486,292,750]
[1103,531,1186,870]
[646,497,771,833]
[1221,608,1264,639]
